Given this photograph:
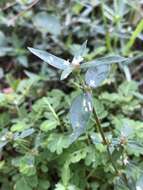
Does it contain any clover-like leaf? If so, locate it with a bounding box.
[28,47,69,70]
[81,55,127,69]
[47,133,70,154]
[69,92,93,143]
[85,64,110,88]
[15,177,32,190]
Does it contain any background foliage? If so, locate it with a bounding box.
[0,0,143,190]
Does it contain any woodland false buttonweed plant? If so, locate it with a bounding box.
[28,41,130,186]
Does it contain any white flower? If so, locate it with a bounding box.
[89,80,96,86]
[123,157,129,165]
[72,56,83,66]
[1,136,6,141]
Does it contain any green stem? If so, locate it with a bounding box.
[93,107,131,189]
[76,72,130,188]
[93,107,118,173]
[101,0,112,52]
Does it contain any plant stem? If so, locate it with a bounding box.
[93,107,131,189]
[93,107,118,173]
[101,0,112,52]
[76,72,130,188]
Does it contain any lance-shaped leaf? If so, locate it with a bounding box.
[71,41,87,67]
[60,66,73,80]
[14,128,35,140]
[81,55,128,69]
[28,47,69,70]
[85,64,110,88]
[69,92,93,143]
[136,174,143,190]
[74,40,87,60]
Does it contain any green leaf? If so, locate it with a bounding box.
[136,174,143,190]
[90,133,105,152]
[0,31,7,46]
[46,133,70,154]
[0,161,5,170]
[69,148,88,163]
[118,81,138,96]
[19,155,36,176]
[124,19,143,54]
[60,66,73,80]
[55,183,65,190]
[14,128,35,140]
[127,141,143,156]
[85,64,110,88]
[38,180,50,190]
[69,93,93,143]
[0,141,8,149]
[28,47,69,70]
[25,175,38,188]
[33,12,61,35]
[40,119,58,132]
[81,55,127,69]
[74,40,87,60]
[17,55,28,68]
[15,177,32,190]
[61,163,70,187]
[0,130,8,149]
[11,121,30,132]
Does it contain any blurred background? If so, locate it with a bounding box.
[0,0,143,88]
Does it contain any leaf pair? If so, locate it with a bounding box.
[28,42,128,142]
[28,42,127,88]
[28,41,87,80]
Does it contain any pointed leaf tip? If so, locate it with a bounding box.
[28,47,69,70]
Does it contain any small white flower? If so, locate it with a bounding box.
[90,80,96,86]
[123,157,129,165]
[1,136,6,141]
[72,56,83,66]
